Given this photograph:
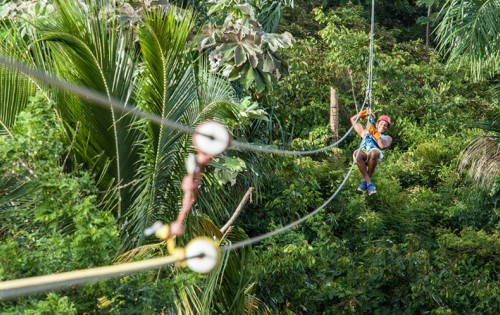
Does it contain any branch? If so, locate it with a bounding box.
[220,187,253,233]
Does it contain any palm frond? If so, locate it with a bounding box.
[124,8,242,248]
[0,174,37,237]
[172,216,266,315]
[0,23,38,136]
[0,176,35,208]
[176,286,204,315]
[121,6,198,247]
[458,133,500,189]
[41,0,142,218]
[244,282,272,315]
[258,1,283,33]
[114,242,168,263]
[193,56,240,123]
[435,0,500,81]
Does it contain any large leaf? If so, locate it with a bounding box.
[0,24,39,136]
[41,0,141,218]
[121,7,197,247]
[195,10,295,93]
[435,0,500,81]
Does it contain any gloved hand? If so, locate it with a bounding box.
[366,123,381,140]
[358,109,372,120]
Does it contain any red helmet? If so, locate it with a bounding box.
[377,115,391,127]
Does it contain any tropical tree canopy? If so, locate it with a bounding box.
[0,0,498,313]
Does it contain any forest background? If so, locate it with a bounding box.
[0,0,498,314]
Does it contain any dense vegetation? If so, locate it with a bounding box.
[0,0,498,314]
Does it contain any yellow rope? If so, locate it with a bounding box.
[0,255,182,300]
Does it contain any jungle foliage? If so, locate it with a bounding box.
[0,0,498,314]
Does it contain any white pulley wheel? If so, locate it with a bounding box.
[185,237,221,273]
[193,121,230,156]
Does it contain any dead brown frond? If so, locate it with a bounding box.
[458,134,500,190]
[244,282,272,315]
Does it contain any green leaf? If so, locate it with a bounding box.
[236,3,256,18]
[234,45,246,67]
[241,64,255,89]
[253,68,266,93]
[417,0,437,6]
[221,43,237,59]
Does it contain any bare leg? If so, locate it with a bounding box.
[355,150,372,183]
[367,150,380,178]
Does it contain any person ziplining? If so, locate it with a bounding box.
[350,109,392,195]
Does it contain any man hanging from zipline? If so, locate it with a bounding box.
[350,109,392,195]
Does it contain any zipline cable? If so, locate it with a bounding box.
[0,56,195,136]
[0,253,201,300]
[0,56,363,156]
[235,101,368,155]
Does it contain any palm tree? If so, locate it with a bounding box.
[38,0,142,222]
[125,6,243,247]
[435,0,500,189]
[435,0,499,81]
[19,0,242,248]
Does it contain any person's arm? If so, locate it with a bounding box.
[350,110,371,137]
[366,124,392,149]
[377,135,392,149]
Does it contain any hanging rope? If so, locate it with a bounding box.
[166,121,231,238]
[367,0,376,110]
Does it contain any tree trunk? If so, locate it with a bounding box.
[330,87,339,142]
